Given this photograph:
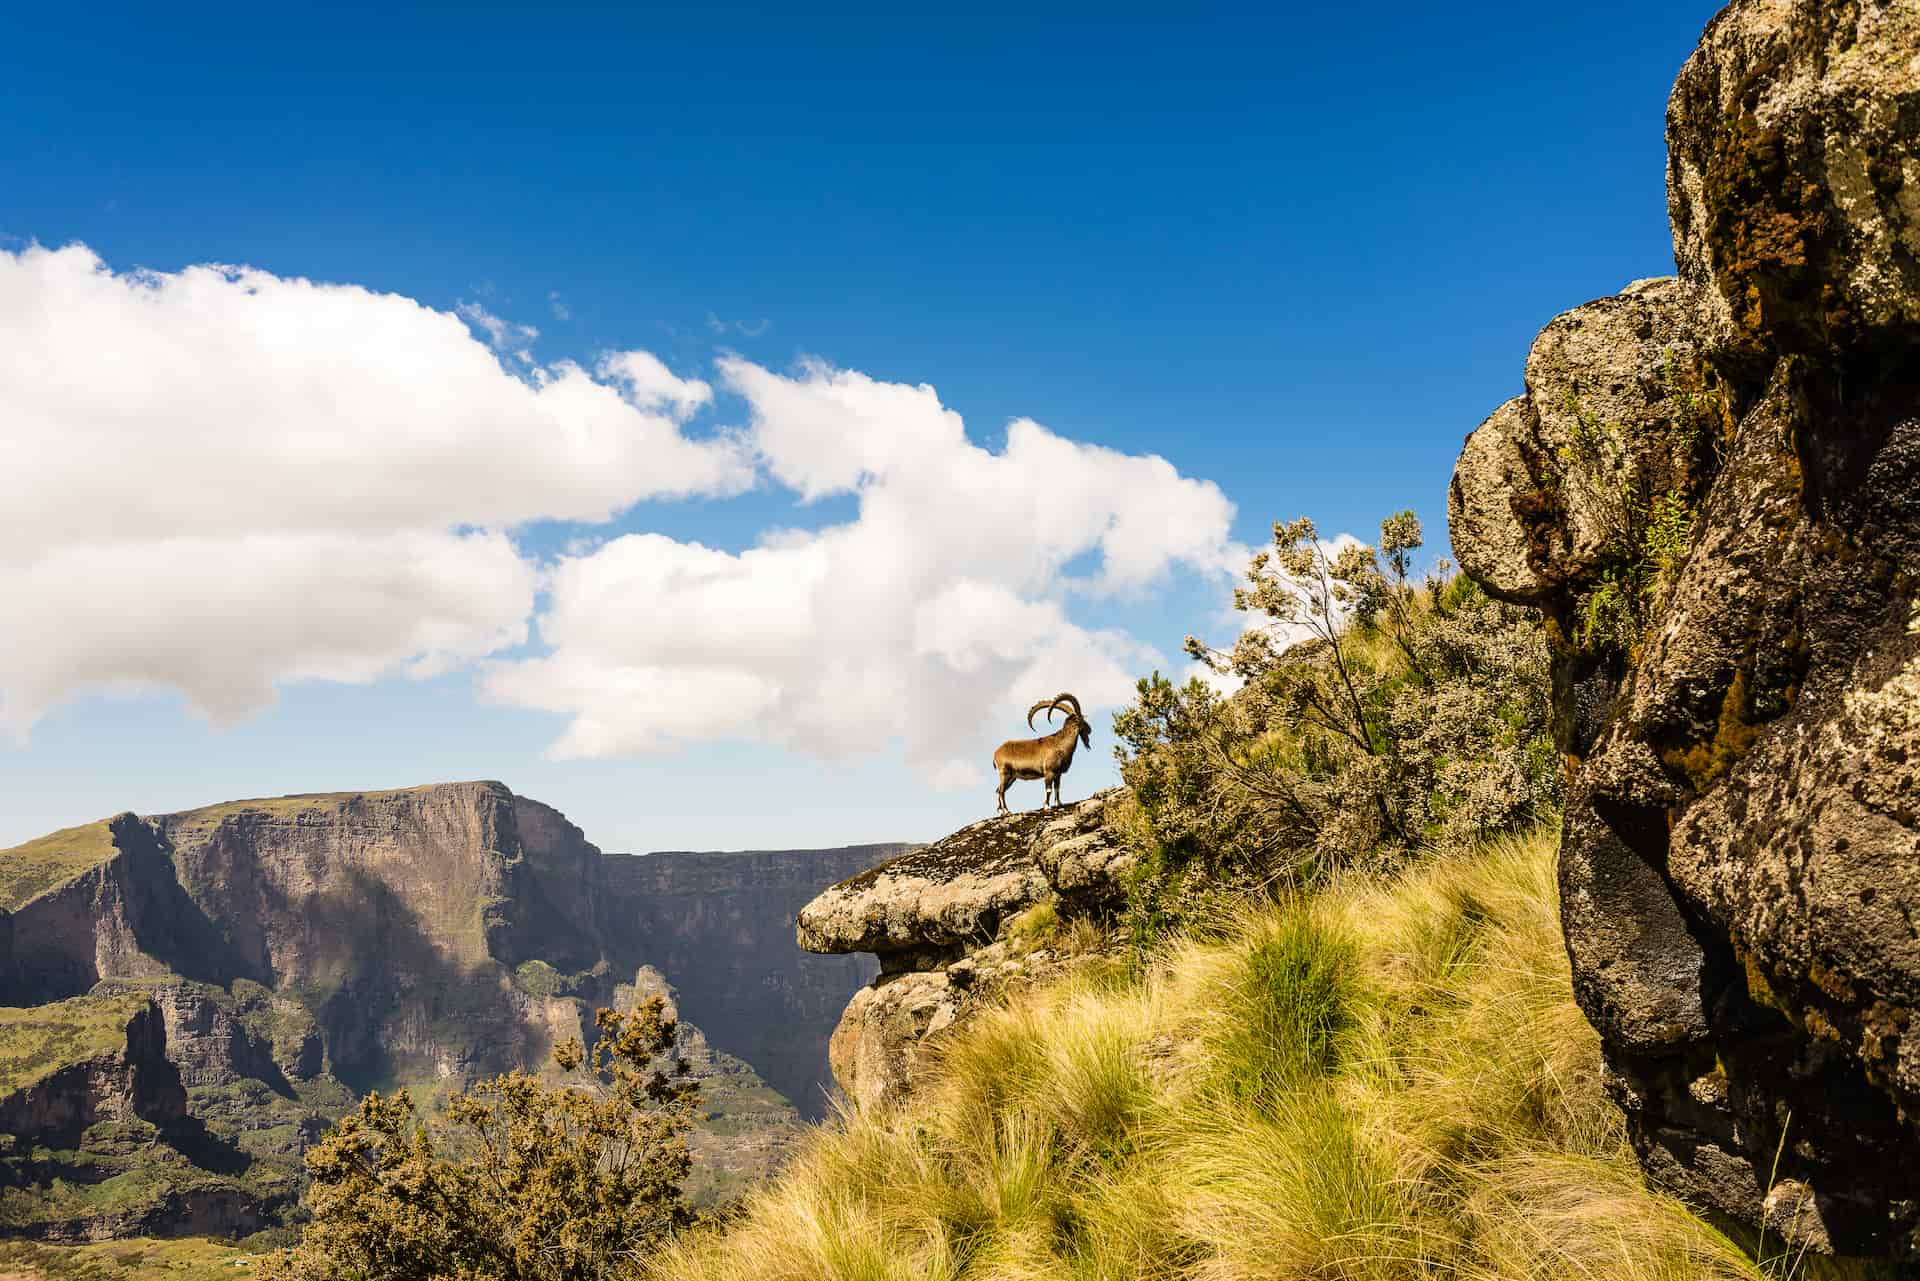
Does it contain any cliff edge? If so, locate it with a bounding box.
[798,791,1131,1109]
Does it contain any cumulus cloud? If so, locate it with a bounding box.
[0,532,535,727]
[483,358,1239,783]
[3,243,1240,775]
[456,300,539,361]
[0,243,748,736]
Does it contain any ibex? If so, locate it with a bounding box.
[992,692,1092,814]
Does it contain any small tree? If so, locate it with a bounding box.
[1114,509,1557,932]
[262,999,698,1281]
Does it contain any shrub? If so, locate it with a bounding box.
[1112,510,1557,934]
[260,999,697,1281]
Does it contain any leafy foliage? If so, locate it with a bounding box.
[260,999,698,1281]
[1111,511,1557,933]
[1554,368,1719,659]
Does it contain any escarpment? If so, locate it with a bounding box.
[0,782,900,1237]
[1449,0,1920,1256]
[0,995,185,1145]
[799,791,1131,1109]
[601,844,901,1120]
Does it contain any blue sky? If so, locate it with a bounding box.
[1,1,1721,852]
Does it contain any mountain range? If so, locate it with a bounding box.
[0,781,896,1239]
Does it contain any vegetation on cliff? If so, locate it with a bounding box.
[650,476,1907,1276]
[261,999,698,1281]
[0,994,153,1098]
[1111,512,1558,938]
[0,819,119,912]
[652,826,1834,1281]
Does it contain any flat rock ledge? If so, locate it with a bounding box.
[801,790,1131,1109]
[797,810,1055,958]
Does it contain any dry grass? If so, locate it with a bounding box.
[648,828,1861,1281]
[0,819,120,911]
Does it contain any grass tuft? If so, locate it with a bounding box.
[648,827,1869,1281]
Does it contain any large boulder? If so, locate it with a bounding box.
[1667,0,1920,355]
[800,792,1129,1109]
[797,810,1055,961]
[1450,0,1920,1256]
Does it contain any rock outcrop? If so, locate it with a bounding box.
[600,845,901,1121]
[0,994,185,1146]
[800,793,1130,1109]
[1449,0,1920,1256]
[0,994,276,1242]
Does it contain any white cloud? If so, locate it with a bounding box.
[705,311,771,338]
[456,300,539,360]
[0,243,751,736]
[597,350,713,422]
[484,357,1238,782]
[0,532,534,731]
[2,243,1241,774]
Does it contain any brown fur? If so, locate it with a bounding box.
[992,692,1092,813]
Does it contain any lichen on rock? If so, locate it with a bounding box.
[800,791,1128,1110]
[1449,0,1920,1256]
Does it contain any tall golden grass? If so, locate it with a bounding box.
[648,830,1857,1281]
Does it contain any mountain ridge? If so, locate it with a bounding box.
[0,782,896,1240]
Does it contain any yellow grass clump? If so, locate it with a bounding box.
[649,828,1864,1281]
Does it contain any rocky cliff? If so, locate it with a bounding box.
[0,993,273,1242]
[601,845,902,1120]
[0,783,898,1238]
[798,792,1130,1109]
[1450,0,1920,1256]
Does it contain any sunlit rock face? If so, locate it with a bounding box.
[1450,0,1920,1255]
[0,782,901,1234]
[800,792,1130,1110]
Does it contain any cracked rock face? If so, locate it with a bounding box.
[797,810,1056,959]
[1450,0,1920,1256]
[801,792,1127,1109]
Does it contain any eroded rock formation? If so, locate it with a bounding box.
[800,792,1130,1109]
[0,783,899,1236]
[1450,0,1920,1255]
[601,844,902,1120]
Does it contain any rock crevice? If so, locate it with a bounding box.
[1449,0,1920,1255]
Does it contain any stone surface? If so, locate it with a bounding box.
[803,792,1131,1109]
[827,970,960,1111]
[1667,0,1920,353]
[1030,790,1134,910]
[1448,0,1920,1256]
[0,996,184,1145]
[600,844,900,1121]
[1448,277,1714,610]
[797,810,1054,957]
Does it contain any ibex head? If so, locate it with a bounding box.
[1027,692,1090,749]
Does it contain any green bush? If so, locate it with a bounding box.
[260,999,697,1281]
[1111,510,1558,937]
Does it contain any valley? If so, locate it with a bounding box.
[0,783,895,1241]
